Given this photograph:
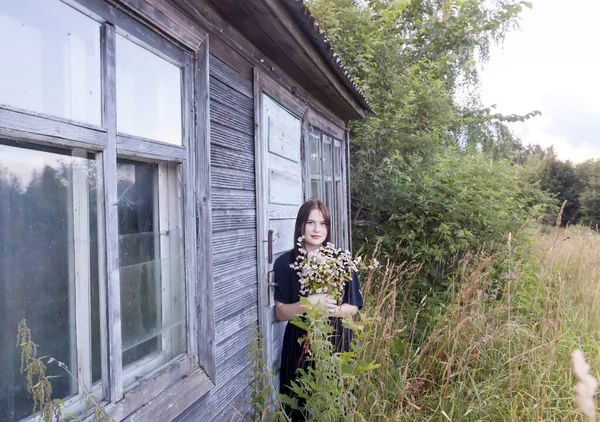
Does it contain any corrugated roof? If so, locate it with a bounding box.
[280,0,376,115]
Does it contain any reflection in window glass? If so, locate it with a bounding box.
[334,143,342,176]
[0,141,99,422]
[310,132,320,175]
[116,36,182,145]
[0,0,101,125]
[325,180,333,223]
[323,137,332,177]
[117,160,185,379]
[311,179,320,200]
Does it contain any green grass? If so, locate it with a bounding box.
[354,226,600,421]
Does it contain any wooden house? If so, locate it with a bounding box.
[0,0,372,420]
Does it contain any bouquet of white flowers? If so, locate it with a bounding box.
[290,236,379,303]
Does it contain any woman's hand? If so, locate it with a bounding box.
[306,294,338,313]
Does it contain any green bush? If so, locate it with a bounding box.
[354,149,551,277]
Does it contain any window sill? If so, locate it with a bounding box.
[84,357,214,421]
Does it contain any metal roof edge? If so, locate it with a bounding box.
[279,0,376,115]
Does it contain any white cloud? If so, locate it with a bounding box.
[479,0,600,163]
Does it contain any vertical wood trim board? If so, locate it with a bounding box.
[101,23,124,402]
[195,40,217,382]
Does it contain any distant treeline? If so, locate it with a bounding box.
[511,142,600,227]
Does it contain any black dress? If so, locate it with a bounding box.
[273,250,364,421]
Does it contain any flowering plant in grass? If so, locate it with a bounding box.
[290,236,379,303]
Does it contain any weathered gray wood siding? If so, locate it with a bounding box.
[176,55,257,421]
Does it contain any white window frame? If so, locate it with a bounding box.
[306,123,349,249]
[0,0,214,420]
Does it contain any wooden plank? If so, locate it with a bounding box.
[212,228,256,256]
[72,149,92,393]
[210,122,253,154]
[207,35,255,81]
[0,102,104,131]
[195,40,217,382]
[212,249,256,274]
[174,366,253,421]
[212,209,256,232]
[0,108,106,148]
[209,54,253,98]
[116,134,187,162]
[258,72,307,119]
[215,376,253,420]
[208,0,365,119]
[271,320,287,370]
[219,389,253,422]
[182,53,199,363]
[269,169,302,206]
[269,218,296,256]
[210,144,254,172]
[124,368,213,421]
[94,149,110,403]
[211,167,255,191]
[216,345,253,385]
[210,76,254,115]
[210,99,254,135]
[94,356,207,421]
[268,115,301,162]
[213,250,256,277]
[211,188,255,210]
[344,126,351,251]
[213,268,257,298]
[215,328,253,366]
[110,0,207,51]
[215,306,258,345]
[101,23,124,402]
[307,108,345,140]
[253,70,271,384]
[214,286,258,322]
[173,0,366,122]
[264,96,301,162]
[268,204,300,220]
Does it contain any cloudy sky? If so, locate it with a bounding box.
[479,0,600,163]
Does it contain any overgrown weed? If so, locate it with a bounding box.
[353,225,600,421]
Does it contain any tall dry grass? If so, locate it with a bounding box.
[355,226,600,421]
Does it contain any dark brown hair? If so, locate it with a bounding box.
[292,199,331,260]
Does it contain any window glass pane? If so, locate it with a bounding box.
[325,180,333,229]
[323,137,332,177]
[311,179,320,200]
[0,141,99,421]
[334,143,342,176]
[117,160,185,379]
[310,132,320,175]
[116,36,182,145]
[0,0,101,125]
[335,180,343,246]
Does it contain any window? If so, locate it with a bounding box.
[308,125,348,248]
[117,160,186,385]
[116,35,182,145]
[0,1,203,421]
[0,141,100,421]
[0,0,102,125]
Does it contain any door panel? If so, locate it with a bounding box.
[269,219,297,256]
[261,94,302,375]
[267,113,301,161]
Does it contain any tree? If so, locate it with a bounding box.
[306,0,544,272]
[579,160,600,227]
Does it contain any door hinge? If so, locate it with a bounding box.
[300,136,304,161]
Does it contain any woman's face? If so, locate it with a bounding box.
[303,208,328,251]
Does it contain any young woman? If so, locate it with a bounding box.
[273,199,363,421]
